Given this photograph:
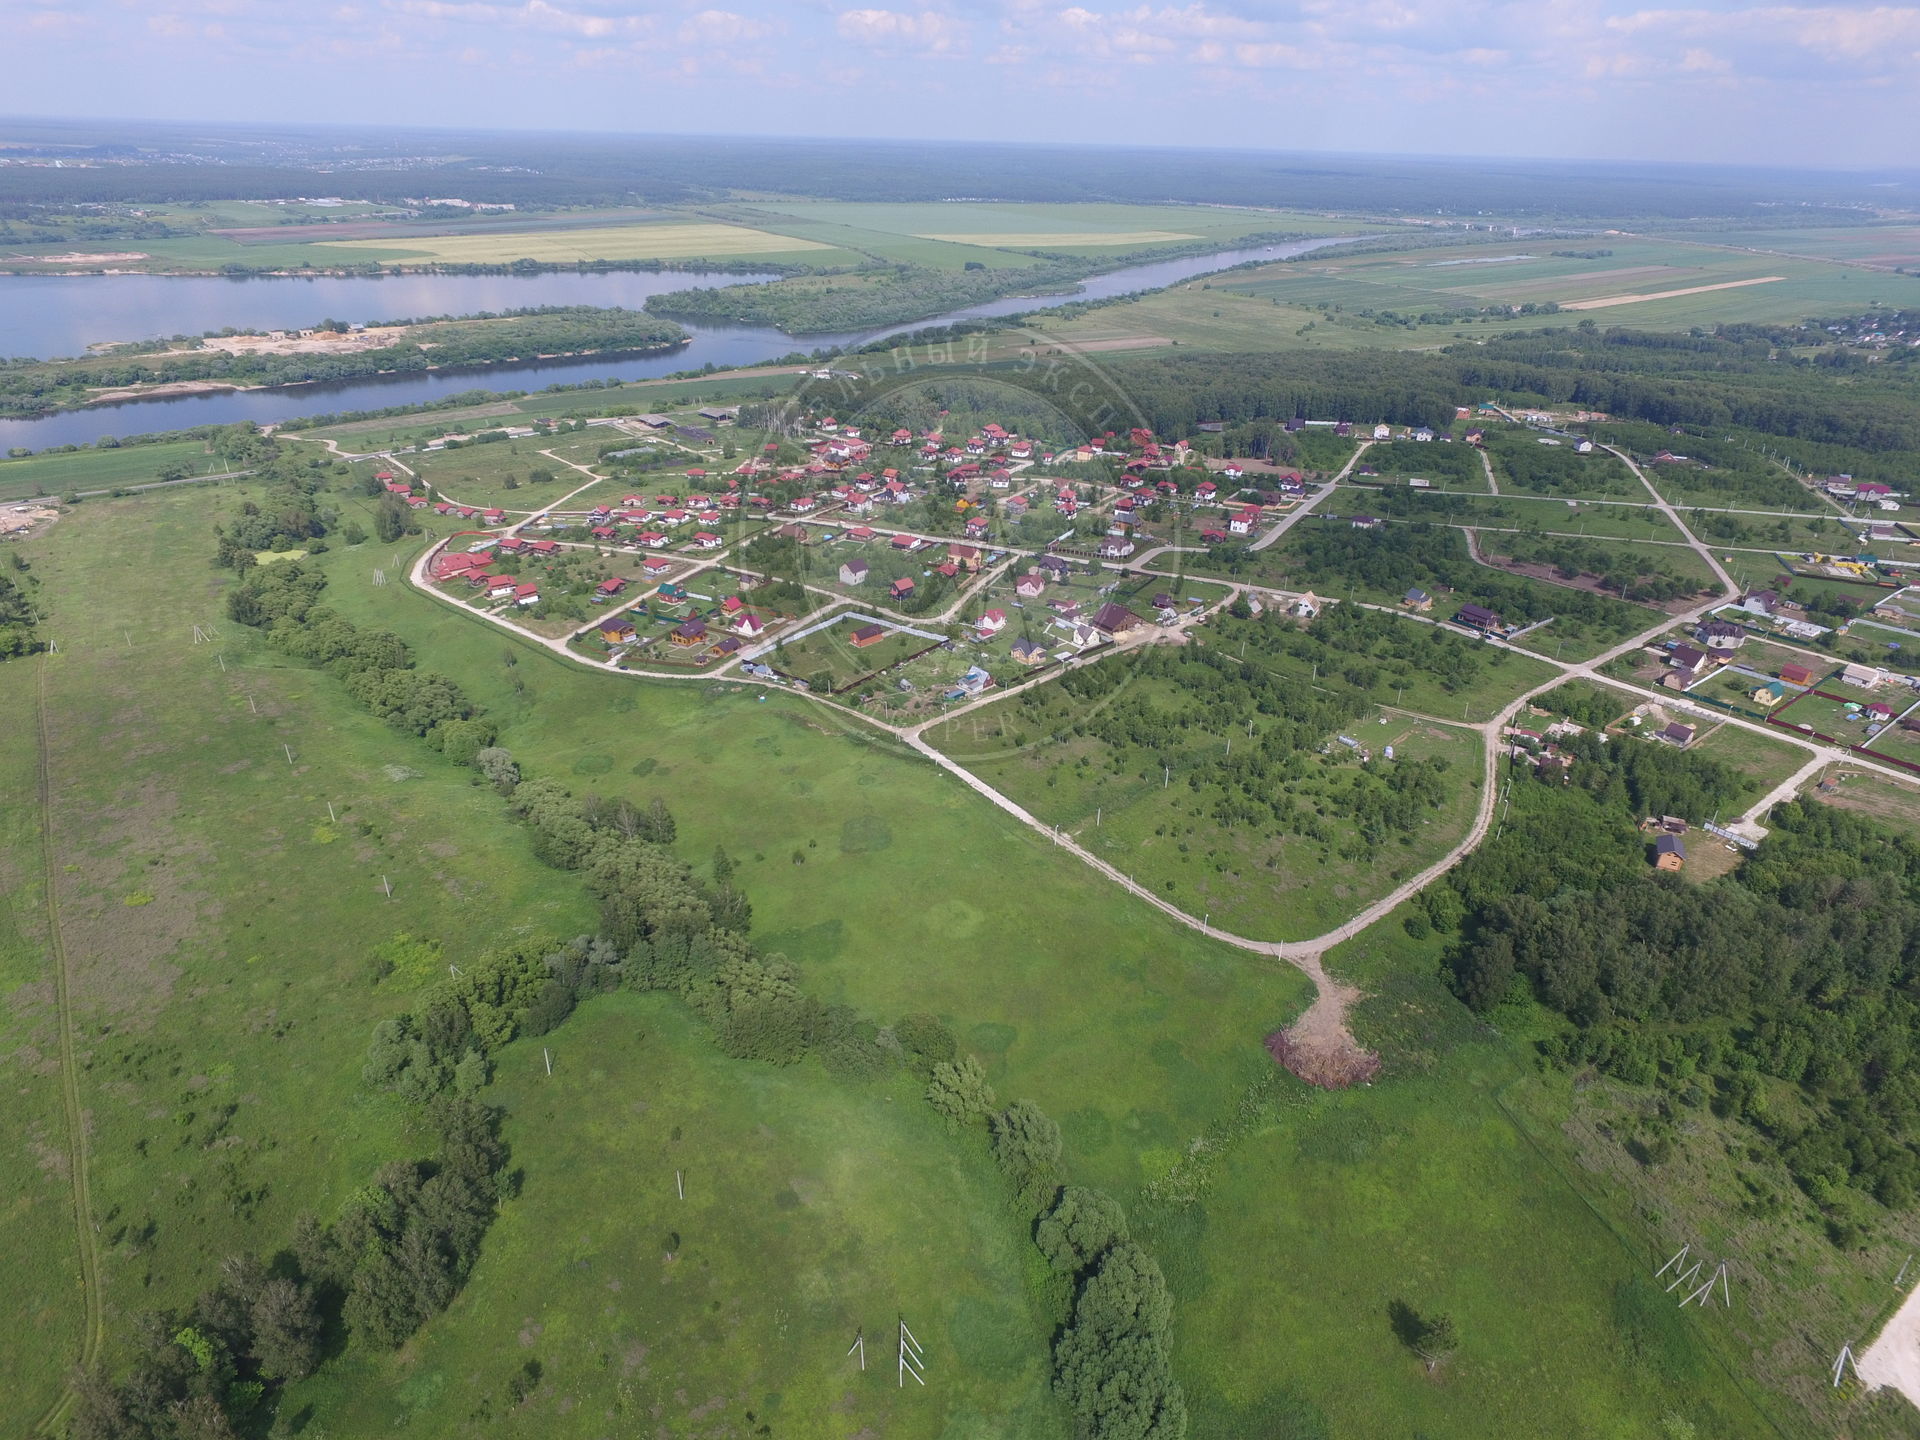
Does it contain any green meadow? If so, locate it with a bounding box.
[0,471,1834,1440]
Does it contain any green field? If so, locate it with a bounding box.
[0,439,233,501]
[924,609,1499,941]
[1326,486,1684,541]
[291,993,1058,1438]
[1686,722,1815,807]
[733,201,1353,267]
[1011,233,1920,357]
[3,467,1867,1440]
[2,484,594,1435]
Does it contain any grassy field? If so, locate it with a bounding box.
[770,613,933,691]
[1181,913,1803,1440]
[1002,233,1920,357]
[9,466,1880,1439]
[0,665,86,1430]
[0,439,232,501]
[0,483,596,1434]
[1686,722,1816,807]
[732,201,1354,267]
[926,655,1489,942]
[291,993,1060,1439]
[1326,486,1684,541]
[1652,224,1920,266]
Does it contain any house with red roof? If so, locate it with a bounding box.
[689,532,723,550]
[513,583,540,606]
[596,577,628,601]
[1228,505,1260,536]
[975,608,1008,636]
[890,576,915,600]
[642,555,675,576]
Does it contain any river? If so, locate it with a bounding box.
[0,236,1367,451]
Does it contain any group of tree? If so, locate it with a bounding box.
[1439,738,1920,1244]
[0,308,686,418]
[71,1096,506,1440]
[0,566,46,657]
[228,564,493,761]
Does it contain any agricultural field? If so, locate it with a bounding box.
[732,201,1351,264]
[1651,223,1920,267]
[330,222,843,267]
[1008,232,1920,358]
[0,214,856,273]
[1218,235,1919,329]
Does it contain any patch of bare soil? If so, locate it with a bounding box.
[201,325,410,358]
[1266,974,1380,1089]
[86,381,245,405]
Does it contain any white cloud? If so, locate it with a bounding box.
[679,9,775,44]
[836,8,968,54]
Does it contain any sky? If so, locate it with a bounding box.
[6,0,1917,168]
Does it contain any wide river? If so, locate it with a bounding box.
[0,236,1366,451]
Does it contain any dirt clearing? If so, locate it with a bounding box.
[1560,277,1786,310]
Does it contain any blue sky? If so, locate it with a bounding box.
[7,0,1916,167]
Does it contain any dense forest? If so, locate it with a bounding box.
[0,308,686,418]
[1440,734,1920,1247]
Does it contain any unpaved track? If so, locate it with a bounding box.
[33,655,104,1436]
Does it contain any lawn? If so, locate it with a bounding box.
[331,222,845,266]
[290,993,1061,1439]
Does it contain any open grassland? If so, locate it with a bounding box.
[1326,485,1684,541]
[1221,236,1918,325]
[2,469,1840,1439]
[293,994,1059,1439]
[0,670,84,1430]
[0,485,596,1432]
[738,201,1350,260]
[1651,224,1920,267]
[1164,913,1790,1440]
[307,534,1318,1204]
[0,438,231,501]
[333,222,842,266]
